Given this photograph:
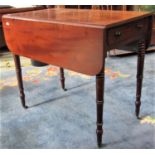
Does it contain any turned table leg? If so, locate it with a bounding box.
[135,40,146,118]
[96,71,105,147]
[60,67,67,91]
[13,54,28,109]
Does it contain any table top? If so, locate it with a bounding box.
[0,6,45,23]
[3,8,152,28]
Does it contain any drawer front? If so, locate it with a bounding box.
[107,18,149,46]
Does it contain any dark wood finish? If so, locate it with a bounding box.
[13,54,28,109]
[96,70,105,147]
[2,8,153,147]
[60,67,67,91]
[135,40,146,118]
[107,18,149,48]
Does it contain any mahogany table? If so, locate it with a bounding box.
[2,8,153,147]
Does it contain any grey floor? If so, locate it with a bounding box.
[0,50,155,149]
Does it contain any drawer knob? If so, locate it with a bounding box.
[136,24,143,29]
[115,31,122,37]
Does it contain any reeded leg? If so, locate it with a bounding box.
[60,67,67,91]
[13,54,28,109]
[96,72,105,147]
[135,40,146,118]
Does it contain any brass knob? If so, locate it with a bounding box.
[115,31,121,37]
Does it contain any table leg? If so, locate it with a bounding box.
[60,67,67,91]
[96,71,105,147]
[135,40,146,118]
[13,54,28,109]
